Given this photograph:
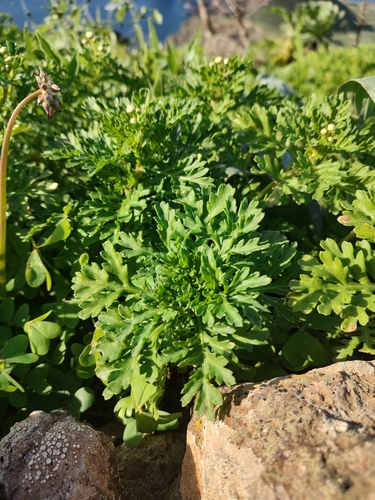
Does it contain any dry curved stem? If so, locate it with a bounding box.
[0,69,61,297]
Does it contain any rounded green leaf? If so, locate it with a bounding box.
[64,387,95,416]
[281,330,330,371]
[25,320,62,356]
[73,386,95,412]
[156,411,181,431]
[1,335,28,359]
[38,219,71,248]
[13,303,30,327]
[5,353,39,364]
[123,419,143,448]
[76,365,95,379]
[26,365,52,394]
[79,344,96,367]
[136,412,158,433]
[32,321,62,340]
[0,298,15,323]
[25,250,48,288]
[71,343,84,357]
[157,419,180,432]
[9,390,28,408]
[50,341,67,365]
[0,326,12,346]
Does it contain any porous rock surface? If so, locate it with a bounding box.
[180,360,375,500]
[0,410,123,500]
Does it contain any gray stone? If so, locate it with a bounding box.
[0,410,123,500]
[180,360,375,500]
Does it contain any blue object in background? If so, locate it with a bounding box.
[4,0,193,41]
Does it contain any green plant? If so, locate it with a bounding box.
[73,184,297,445]
[2,1,375,446]
[49,50,375,444]
[267,1,345,65]
[288,76,375,353]
[0,69,61,296]
[273,45,375,102]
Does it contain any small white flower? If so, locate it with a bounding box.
[327,123,336,132]
[126,103,136,113]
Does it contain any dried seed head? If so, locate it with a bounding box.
[35,69,61,120]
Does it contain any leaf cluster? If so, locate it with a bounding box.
[73,184,297,434]
[2,0,375,444]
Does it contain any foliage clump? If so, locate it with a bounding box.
[1,0,375,446]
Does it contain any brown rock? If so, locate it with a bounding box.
[0,410,123,500]
[180,360,375,500]
[116,431,186,500]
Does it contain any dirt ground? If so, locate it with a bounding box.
[167,14,266,58]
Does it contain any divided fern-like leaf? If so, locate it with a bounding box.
[288,238,375,332]
[73,184,297,422]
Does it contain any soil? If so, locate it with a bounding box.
[167,14,266,59]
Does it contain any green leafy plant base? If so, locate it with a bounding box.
[2,1,375,446]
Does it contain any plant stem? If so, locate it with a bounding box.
[254,180,275,201]
[0,89,43,298]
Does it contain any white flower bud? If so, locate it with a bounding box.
[126,103,136,113]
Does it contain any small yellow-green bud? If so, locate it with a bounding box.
[320,127,327,135]
[126,103,136,113]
